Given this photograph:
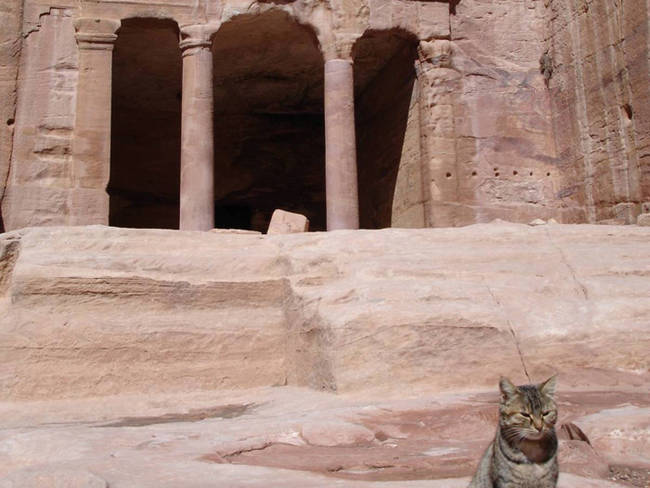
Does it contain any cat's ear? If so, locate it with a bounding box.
[499,376,517,400]
[539,375,557,397]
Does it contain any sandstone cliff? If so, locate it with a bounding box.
[545,0,650,223]
[444,0,572,224]
[0,0,648,229]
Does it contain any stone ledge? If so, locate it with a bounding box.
[1,223,648,401]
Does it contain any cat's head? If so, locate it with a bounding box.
[498,375,558,442]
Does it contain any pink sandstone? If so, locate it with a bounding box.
[324,57,360,230]
[0,386,644,487]
[0,223,647,486]
[267,209,309,234]
[1,223,648,400]
[179,25,216,231]
[1,0,647,232]
[0,0,648,485]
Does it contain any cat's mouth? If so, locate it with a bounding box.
[523,431,547,441]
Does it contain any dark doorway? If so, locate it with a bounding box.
[109,18,182,229]
[211,11,325,232]
[353,30,419,229]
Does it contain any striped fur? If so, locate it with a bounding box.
[468,376,558,488]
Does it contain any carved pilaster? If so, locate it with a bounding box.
[70,18,121,225]
[415,39,460,227]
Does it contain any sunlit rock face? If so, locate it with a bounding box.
[0,3,648,486]
[545,0,650,225]
[1,0,647,232]
[0,223,649,487]
[1,223,648,400]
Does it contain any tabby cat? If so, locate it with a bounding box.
[468,376,559,488]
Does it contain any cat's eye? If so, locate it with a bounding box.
[543,411,553,416]
[520,412,531,418]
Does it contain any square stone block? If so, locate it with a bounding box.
[637,213,650,226]
[267,209,309,234]
[368,0,392,30]
[391,0,418,33]
[418,1,450,40]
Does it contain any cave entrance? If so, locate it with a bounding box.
[353,30,420,229]
[109,18,182,229]
[211,11,325,232]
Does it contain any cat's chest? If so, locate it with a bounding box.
[502,462,556,488]
[518,438,555,463]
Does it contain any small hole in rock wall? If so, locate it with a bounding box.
[623,104,633,120]
[493,167,498,171]
[546,172,551,176]
[6,118,14,126]
[471,171,477,176]
[513,170,518,175]
[494,172,500,177]
[529,171,534,176]
[446,172,452,178]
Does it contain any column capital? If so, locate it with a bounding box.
[179,24,220,56]
[417,39,452,68]
[323,32,360,62]
[74,18,121,50]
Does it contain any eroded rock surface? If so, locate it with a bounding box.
[545,0,650,223]
[0,223,648,486]
[0,0,23,233]
[1,223,649,400]
[0,387,645,487]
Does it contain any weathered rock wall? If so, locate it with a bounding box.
[1,7,78,230]
[1,224,648,400]
[0,0,23,233]
[445,0,584,225]
[545,0,650,223]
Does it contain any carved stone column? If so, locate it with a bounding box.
[416,39,461,227]
[71,18,120,225]
[179,25,216,231]
[324,35,359,230]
